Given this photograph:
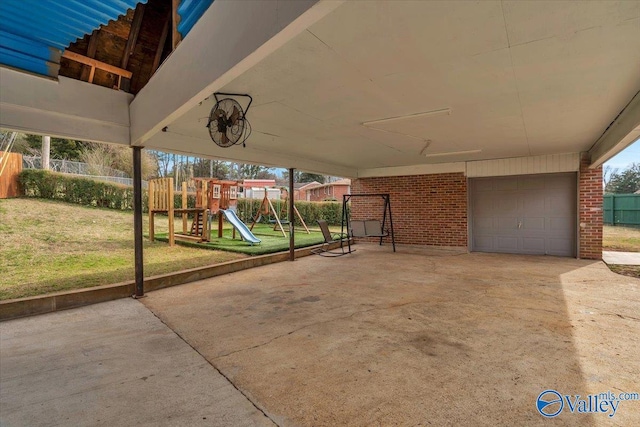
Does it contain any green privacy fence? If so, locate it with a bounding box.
[604,194,640,226]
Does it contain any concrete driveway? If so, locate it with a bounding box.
[2,245,639,426]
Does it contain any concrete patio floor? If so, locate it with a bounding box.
[2,244,639,426]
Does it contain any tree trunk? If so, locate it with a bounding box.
[41,136,50,170]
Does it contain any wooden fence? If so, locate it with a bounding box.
[604,194,640,226]
[0,151,22,198]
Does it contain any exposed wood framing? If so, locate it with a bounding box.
[62,51,132,90]
[172,0,182,49]
[153,11,171,73]
[119,3,145,91]
[121,3,146,69]
[80,31,99,81]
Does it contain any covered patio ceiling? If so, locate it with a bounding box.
[1,1,639,177]
[138,0,640,177]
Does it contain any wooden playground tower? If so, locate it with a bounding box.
[148,177,209,246]
[193,178,239,238]
[250,187,309,237]
[148,178,241,246]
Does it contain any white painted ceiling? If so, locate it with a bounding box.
[146,0,640,176]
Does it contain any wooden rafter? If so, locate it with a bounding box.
[121,3,145,70]
[152,10,171,73]
[62,51,132,89]
[80,30,99,81]
[172,0,182,49]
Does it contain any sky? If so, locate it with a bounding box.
[604,138,640,171]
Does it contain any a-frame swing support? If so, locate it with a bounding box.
[341,193,396,253]
[250,190,309,237]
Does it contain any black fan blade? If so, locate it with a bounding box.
[229,106,240,126]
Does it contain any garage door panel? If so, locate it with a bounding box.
[522,237,545,252]
[497,217,519,230]
[496,237,519,251]
[475,180,496,192]
[548,238,574,256]
[474,235,495,250]
[499,197,518,213]
[549,217,573,231]
[523,196,545,213]
[549,196,572,214]
[474,217,494,230]
[496,180,518,191]
[523,217,545,230]
[519,176,545,190]
[471,173,576,257]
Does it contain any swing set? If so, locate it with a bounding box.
[249,188,309,237]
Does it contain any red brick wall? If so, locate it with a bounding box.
[307,184,350,202]
[578,154,603,260]
[351,174,468,246]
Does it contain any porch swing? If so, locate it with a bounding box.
[326,193,397,255]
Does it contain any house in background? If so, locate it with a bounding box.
[305,179,351,202]
[290,182,315,201]
[296,181,321,201]
[241,179,279,199]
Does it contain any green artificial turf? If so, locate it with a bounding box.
[152,223,326,255]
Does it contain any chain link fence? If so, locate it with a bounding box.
[22,156,148,188]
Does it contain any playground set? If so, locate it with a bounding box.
[148,177,261,246]
[250,188,310,237]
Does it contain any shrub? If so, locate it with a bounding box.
[20,170,137,210]
[236,198,345,226]
[18,170,348,225]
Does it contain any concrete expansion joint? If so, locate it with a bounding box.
[141,303,279,427]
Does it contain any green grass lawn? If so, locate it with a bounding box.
[603,225,640,252]
[153,223,327,255]
[0,198,248,300]
[603,225,640,279]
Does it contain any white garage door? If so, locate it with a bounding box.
[470,173,576,256]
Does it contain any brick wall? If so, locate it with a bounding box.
[351,173,468,246]
[578,154,603,260]
[307,184,350,202]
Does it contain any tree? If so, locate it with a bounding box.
[192,158,230,179]
[229,163,275,180]
[603,165,618,189]
[605,163,640,194]
[281,170,325,183]
[299,172,325,183]
[80,143,158,179]
[19,134,88,160]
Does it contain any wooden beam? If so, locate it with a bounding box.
[152,11,171,73]
[62,51,133,79]
[80,31,99,81]
[172,0,182,50]
[121,3,146,70]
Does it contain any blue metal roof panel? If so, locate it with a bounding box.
[177,0,214,38]
[0,0,146,78]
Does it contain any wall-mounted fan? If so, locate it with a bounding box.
[207,93,253,148]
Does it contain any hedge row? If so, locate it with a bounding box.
[18,169,345,225]
[235,198,345,226]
